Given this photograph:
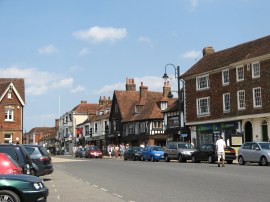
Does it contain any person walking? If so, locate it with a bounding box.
[216,135,226,167]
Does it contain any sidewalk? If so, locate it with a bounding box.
[44,167,125,202]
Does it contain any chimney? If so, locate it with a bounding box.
[140,82,148,100]
[125,77,136,91]
[202,46,215,57]
[99,96,102,106]
[163,81,171,97]
[55,119,60,129]
[81,100,87,104]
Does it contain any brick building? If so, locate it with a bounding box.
[0,78,25,144]
[181,35,270,148]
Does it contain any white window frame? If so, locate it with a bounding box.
[4,133,13,143]
[160,102,168,110]
[222,69,229,85]
[196,97,210,116]
[237,90,245,110]
[5,108,14,121]
[252,62,260,78]
[223,93,230,112]
[236,66,244,82]
[196,75,209,90]
[253,87,262,108]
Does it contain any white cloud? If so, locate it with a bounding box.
[73,26,127,43]
[70,85,85,93]
[188,0,199,11]
[138,36,154,47]
[38,45,58,55]
[0,66,78,96]
[79,48,91,55]
[181,50,201,59]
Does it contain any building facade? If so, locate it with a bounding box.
[181,35,270,148]
[109,78,176,147]
[0,78,25,144]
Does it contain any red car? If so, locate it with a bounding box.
[85,146,103,158]
[0,153,22,174]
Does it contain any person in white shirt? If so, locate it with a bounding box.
[216,135,226,167]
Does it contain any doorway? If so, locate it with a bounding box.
[244,121,252,142]
[261,120,268,141]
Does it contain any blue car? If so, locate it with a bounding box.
[141,146,164,162]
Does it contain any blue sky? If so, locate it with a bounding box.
[0,0,269,131]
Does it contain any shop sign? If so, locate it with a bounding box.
[197,124,213,132]
[221,121,238,129]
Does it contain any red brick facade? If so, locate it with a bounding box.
[0,79,25,144]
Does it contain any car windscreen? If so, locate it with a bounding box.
[0,147,17,161]
[178,143,194,149]
[4,153,20,167]
[259,143,270,150]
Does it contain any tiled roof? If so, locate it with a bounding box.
[181,35,270,78]
[0,78,25,103]
[114,90,176,123]
[28,127,56,134]
[72,103,99,114]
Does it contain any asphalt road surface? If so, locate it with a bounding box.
[44,156,270,202]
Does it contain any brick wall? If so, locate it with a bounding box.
[185,59,270,123]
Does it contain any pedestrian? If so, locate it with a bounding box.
[216,135,226,167]
[107,145,112,157]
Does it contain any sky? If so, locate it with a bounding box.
[0,0,269,132]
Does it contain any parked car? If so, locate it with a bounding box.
[191,143,236,164]
[141,146,164,162]
[0,144,33,175]
[85,146,103,158]
[0,153,22,174]
[164,142,197,162]
[238,142,270,166]
[75,147,87,158]
[23,144,54,176]
[124,146,141,161]
[0,174,48,202]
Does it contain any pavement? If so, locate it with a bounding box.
[44,156,126,202]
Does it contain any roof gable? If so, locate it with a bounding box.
[0,78,25,105]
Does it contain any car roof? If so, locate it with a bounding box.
[23,144,41,147]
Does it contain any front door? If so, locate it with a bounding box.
[244,121,253,142]
[261,120,268,141]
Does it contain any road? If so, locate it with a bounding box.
[43,155,270,202]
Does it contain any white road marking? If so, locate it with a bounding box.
[112,193,123,198]
[100,188,108,192]
[58,195,60,200]
[93,184,99,188]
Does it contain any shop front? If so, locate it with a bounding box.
[196,121,242,147]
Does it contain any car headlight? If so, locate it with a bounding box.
[155,154,160,156]
[182,151,190,155]
[267,152,270,156]
[33,182,43,190]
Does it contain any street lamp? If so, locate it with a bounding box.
[162,64,182,140]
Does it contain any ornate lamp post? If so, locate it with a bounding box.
[162,64,182,140]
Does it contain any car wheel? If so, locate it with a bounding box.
[151,156,155,162]
[238,156,246,165]
[227,160,233,164]
[192,156,199,163]
[165,155,170,162]
[0,190,21,202]
[141,155,145,161]
[178,154,183,163]
[208,155,214,164]
[132,155,136,161]
[259,156,268,166]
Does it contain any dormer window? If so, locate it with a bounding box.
[160,101,168,110]
[135,105,143,114]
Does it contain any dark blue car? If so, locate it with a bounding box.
[141,146,164,162]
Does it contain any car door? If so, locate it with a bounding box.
[241,143,252,162]
[170,143,177,159]
[250,143,261,162]
[196,145,207,161]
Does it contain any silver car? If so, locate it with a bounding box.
[238,142,270,166]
